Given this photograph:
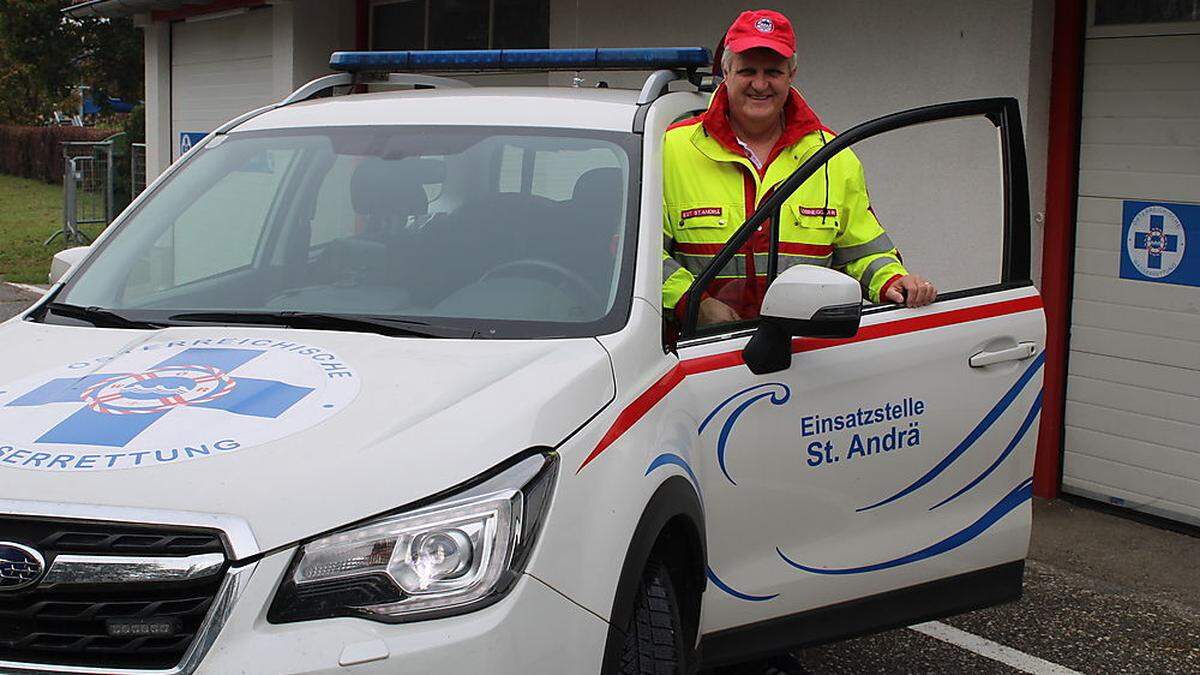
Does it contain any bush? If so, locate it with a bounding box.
[110,105,146,213]
[122,104,145,144]
[0,125,111,184]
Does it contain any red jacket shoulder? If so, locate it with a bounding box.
[666,116,703,133]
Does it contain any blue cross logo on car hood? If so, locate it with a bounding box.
[0,338,360,472]
[7,348,312,447]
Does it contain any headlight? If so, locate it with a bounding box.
[268,452,557,623]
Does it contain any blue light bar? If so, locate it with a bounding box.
[329,48,711,73]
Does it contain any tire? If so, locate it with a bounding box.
[618,559,690,675]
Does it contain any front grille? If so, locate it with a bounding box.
[0,517,228,670]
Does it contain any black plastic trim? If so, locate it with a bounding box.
[600,476,706,675]
[742,320,791,375]
[697,560,1025,668]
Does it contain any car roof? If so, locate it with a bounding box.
[233,87,644,134]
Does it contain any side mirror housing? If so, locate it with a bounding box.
[743,265,863,375]
[49,246,90,284]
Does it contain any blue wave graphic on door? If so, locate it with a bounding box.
[706,566,778,602]
[697,382,790,486]
[857,352,1044,512]
[778,478,1033,575]
[645,452,776,601]
[928,391,1043,511]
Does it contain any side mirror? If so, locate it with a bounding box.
[743,265,862,375]
[49,246,90,284]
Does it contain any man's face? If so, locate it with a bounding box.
[725,48,793,129]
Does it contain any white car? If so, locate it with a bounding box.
[0,48,1045,674]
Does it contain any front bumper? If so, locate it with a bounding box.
[194,548,608,675]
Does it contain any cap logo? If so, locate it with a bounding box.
[755,17,774,33]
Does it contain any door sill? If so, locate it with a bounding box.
[697,560,1024,668]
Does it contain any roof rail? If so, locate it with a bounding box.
[280,72,470,106]
[638,70,683,105]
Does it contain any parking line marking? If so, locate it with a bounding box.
[910,621,1084,675]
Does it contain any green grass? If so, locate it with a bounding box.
[0,174,106,284]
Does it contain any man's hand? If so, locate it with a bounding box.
[884,274,937,308]
[699,296,741,325]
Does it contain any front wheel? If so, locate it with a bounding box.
[618,559,691,674]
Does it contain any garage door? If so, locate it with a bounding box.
[171,7,275,161]
[1063,12,1200,525]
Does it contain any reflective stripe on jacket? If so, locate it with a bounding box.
[662,85,907,313]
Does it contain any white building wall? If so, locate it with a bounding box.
[169,7,275,161]
[270,0,357,98]
[139,0,356,178]
[139,17,172,180]
[1062,26,1200,527]
[551,0,1053,294]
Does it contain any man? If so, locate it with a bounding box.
[663,10,936,326]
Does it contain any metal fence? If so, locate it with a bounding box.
[132,142,147,198]
[48,139,116,247]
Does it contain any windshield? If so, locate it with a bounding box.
[53,126,640,338]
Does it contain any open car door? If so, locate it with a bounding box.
[671,98,1046,667]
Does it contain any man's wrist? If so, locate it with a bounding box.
[878,274,904,303]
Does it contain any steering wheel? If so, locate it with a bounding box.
[480,259,605,309]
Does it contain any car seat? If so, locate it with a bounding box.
[317,157,430,287]
[565,167,625,295]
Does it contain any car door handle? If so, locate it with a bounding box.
[969,342,1037,368]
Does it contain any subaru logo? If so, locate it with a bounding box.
[0,542,45,591]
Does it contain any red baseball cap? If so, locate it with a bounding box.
[723,10,795,58]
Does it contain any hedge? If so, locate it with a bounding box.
[0,125,113,184]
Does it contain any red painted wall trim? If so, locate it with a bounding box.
[578,294,1044,474]
[151,0,266,22]
[1033,0,1086,500]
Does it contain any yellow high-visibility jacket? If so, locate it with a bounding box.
[663,85,907,316]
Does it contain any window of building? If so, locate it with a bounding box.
[371,0,549,50]
[1094,0,1200,25]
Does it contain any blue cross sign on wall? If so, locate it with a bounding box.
[1120,201,1199,288]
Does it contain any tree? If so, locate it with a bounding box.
[0,1,142,125]
[77,9,144,112]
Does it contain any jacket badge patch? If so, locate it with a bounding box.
[799,207,838,218]
[681,207,723,220]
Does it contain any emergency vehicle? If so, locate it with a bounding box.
[0,48,1045,674]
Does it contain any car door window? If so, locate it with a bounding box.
[676,101,1030,340]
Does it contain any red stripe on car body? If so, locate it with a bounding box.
[576,295,1043,473]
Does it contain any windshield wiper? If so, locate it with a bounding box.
[43,303,165,329]
[166,311,471,338]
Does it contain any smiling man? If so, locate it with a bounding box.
[662,9,936,327]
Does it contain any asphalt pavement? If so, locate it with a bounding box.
[786,498,1200,674]
[0,284,1196,674]
[0,282,40,322]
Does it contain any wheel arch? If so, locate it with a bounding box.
[600,475,706,673]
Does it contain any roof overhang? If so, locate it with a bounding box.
[63,0,247,19]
